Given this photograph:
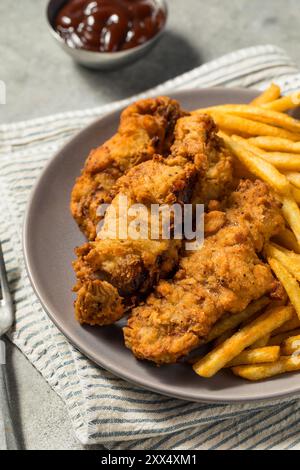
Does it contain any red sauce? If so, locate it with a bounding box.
[55,0,166,53]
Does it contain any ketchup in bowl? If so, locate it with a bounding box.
[55,0,166,53]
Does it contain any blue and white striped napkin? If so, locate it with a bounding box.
[1,45,300,450]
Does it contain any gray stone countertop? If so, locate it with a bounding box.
[1,0,300,450]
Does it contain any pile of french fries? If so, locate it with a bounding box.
[192,84,300,381]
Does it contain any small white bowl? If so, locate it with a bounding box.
[46,0,168,70]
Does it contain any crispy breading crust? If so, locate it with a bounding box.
[71,97,184,240]
[124,180,285,364]
[73,114,221,326]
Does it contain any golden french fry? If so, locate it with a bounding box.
[248,137,300,154]
[271,243,297,255]
[187,342,280,368]
[213,329,236,347]
[292,186,300,204]
[271,310,300,335]
[269,328,300,346]
[193,306,293,378]
[221,134,290,194]
[232,136,300,172]
[250,84,281,106]
[268,257,300,320]
[204,105,300,133]
[262,91,300,112]
[263,154,300,171]
[266,243,300,281]
[226,346,280,367]
[281,335,300,355]
[285,172,300,189]
[207,111,300,141]
[232,355,300,381]
[250,334,271,349]
[204,297,270,343]
[240,308,272,329]
[275,317,300,334]
[281,196,300,244]
[272,228,300,254]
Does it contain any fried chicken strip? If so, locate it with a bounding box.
[124,180,285,364]
[71,97,184,240]
[73,114,226,326]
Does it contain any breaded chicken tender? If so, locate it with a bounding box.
[124,180,285,364]
[71,97,184,240]
[73,114,223,326]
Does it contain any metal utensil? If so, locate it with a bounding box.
[46,0,168,70]
[0,241,18,450]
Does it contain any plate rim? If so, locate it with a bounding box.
[23,87,300,404]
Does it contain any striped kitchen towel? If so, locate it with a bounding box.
[1,45,300,450]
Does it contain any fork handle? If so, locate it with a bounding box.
[0,364,18,450]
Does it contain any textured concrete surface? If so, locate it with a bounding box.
[1,0,300,450]
[3,339,87,450]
